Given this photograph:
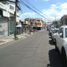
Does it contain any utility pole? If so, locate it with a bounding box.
[14,0,17,40]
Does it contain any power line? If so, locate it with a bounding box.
[20,0,47,19]
[23,0,43,15]
[24,0,48,19]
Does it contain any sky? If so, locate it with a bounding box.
[19,0,67,22]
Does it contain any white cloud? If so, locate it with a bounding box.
[42,4,58,21]
[42,2,67,21]
[20,12,36,20]
[22,12,35,17]
[35,0,50,2]
[20,2,67,21]
[61,3,67,9]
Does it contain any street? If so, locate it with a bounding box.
[0,30,63,67]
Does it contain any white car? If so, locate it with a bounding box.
[55,25,67,65]
[51,28,59,43]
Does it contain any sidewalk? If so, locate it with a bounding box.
[0,32,33,45]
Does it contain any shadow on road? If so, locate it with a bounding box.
[47,49,63,67]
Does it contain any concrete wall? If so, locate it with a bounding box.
[0,17,8,37]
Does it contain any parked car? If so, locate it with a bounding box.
[55,25,67,65]
[51,28,59,43]
[48,26,55,36]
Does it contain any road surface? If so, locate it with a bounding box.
[0,30,63,67]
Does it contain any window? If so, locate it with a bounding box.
[59,28,63,38]
[10,5,14,10]
[0,9,3,17]
[0,25,2,27]
[65,18,67,25]
[65,28,67,37]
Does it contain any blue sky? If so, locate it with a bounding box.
[19,0,67,21]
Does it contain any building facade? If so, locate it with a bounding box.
[60,15,67,26]
[0,1,18,36]
[24,18,44,32]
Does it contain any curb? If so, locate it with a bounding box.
[0,33,33,46]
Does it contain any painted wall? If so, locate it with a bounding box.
[0,17,8,36]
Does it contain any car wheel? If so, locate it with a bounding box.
[55,40,58,51]
[54,39,56,45]
[62,48,67,67]
[55,45,58,51]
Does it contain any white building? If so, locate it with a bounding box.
[0,1,15,36]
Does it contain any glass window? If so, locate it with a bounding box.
[65,18,67,25]
[59,28,63,38]
[10,5,14,10]
[65,28,67,37]
[58,28,62,33]
[0,10,3,17]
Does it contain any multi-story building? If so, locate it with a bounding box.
[60,15,67,26]
[25,18,44,32]
[0,1,20,36]
[30,18,44,30]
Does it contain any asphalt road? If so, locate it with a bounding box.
[0,30,63,67]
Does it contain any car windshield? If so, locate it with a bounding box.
[65,28,67,37]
